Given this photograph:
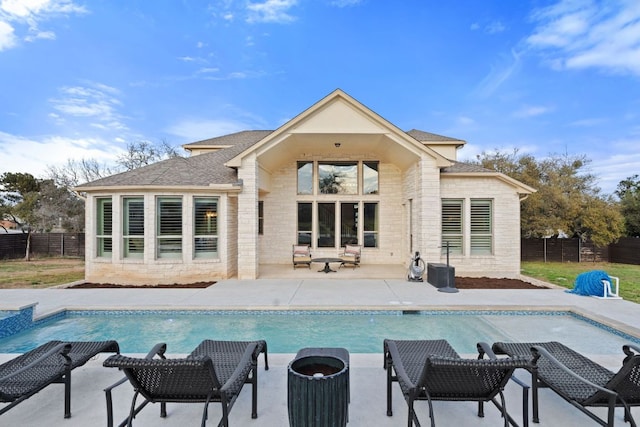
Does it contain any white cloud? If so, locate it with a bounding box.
[486,21,506,34]
[527,0,640,76]
[49,82,128,131]
[0,0,87,49]
[473,49,522,98]
[0,131,122,177]
[0,19,16,50]
[330,0,362,7]
[513,105,553,118]
[246,0,297,24]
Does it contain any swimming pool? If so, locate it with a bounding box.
[0,310,637,354]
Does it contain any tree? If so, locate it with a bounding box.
[475,149,624,246]
[616,174,640,237]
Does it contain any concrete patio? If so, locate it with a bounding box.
[0,269,638,426]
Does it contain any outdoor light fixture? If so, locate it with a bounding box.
[334,142,341,148]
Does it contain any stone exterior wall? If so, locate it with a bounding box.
[84,191,231,285]
[440,176,522,278]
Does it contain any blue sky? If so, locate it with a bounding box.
[1,0,639,195]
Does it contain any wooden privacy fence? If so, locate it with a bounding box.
[2,233,639,265]
[0,233,85,260]
[521,237,640,265]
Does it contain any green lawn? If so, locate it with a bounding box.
[521,261,640,303]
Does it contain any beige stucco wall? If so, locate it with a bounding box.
[440,176,523,278]
[84,191,232,285]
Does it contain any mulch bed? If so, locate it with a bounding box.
[70,281,216,289]
[454,277,546,289]
[70,277,546,289]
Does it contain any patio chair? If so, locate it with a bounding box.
[292,244,312,269]
[340,244,361,268]
[103,339,263,427]
[0,340,120,418]
[492,341,640,427]
[384,339,529,427]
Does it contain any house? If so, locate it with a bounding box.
[76,89,535,284]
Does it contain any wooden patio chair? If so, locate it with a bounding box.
[492,341,640,427]
[292,244,312,269]
[340,244,361,268]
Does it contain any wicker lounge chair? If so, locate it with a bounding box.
[292,244,312,269]
[492,341,640,427]
[384,339,529,427]
[104,339,265,427]
[0,340,120,418]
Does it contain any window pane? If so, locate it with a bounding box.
[318,162,357,194]
[123,198,144,258]
[157,198,182,258]
[258,201,264,235]
[442,200,463,255]
[317,202,335,247]
[297,161,313,195]
[297,202,312,245]
[194,197,218,258]
[97,198,112,257]
[363,161,379,194]
[471,199,492,255]
[340,203,358,246]
[364,202,378,247]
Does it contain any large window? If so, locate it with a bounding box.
[318,162,357,194]
[363,202,378,247]
[297,161,313,195]
[340,203,358,246]
[194,197,218,259]
[156,197,182,259]
[123,198,144,258]
[96,198,112,257]
[317,202,336,247]
[297,203,312,245]
[363,161,379,194]
[441,199,463,255]
[470,199,493,255]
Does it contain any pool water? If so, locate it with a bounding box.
[0,310,637,354]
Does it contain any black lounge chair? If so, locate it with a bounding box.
[492,341,640,427]
[0,340,120,418]
[384,339,529,427]
[104,339,265,427]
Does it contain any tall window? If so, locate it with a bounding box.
[297,161,313,195]
[194,197,218,259]
[363,202,378,247]
[156,197,182,259]
[123,198,144,258]
[317,202,335,247]
[96,198,112,257]
[363,161,379,194]
[470,199,493,255]
[441,199,463,255]
[258,201,264,235]
[297,203,312,245]
[340,203,358,246]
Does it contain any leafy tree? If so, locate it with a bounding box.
[616,174,640,237]
[475,149,624,246]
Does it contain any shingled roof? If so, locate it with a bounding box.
[406,129,465,143]
[184,130,273,148]
[77,139,259,188]
[78,129,488,190]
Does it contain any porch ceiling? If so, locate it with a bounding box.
[256,133,421,172]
